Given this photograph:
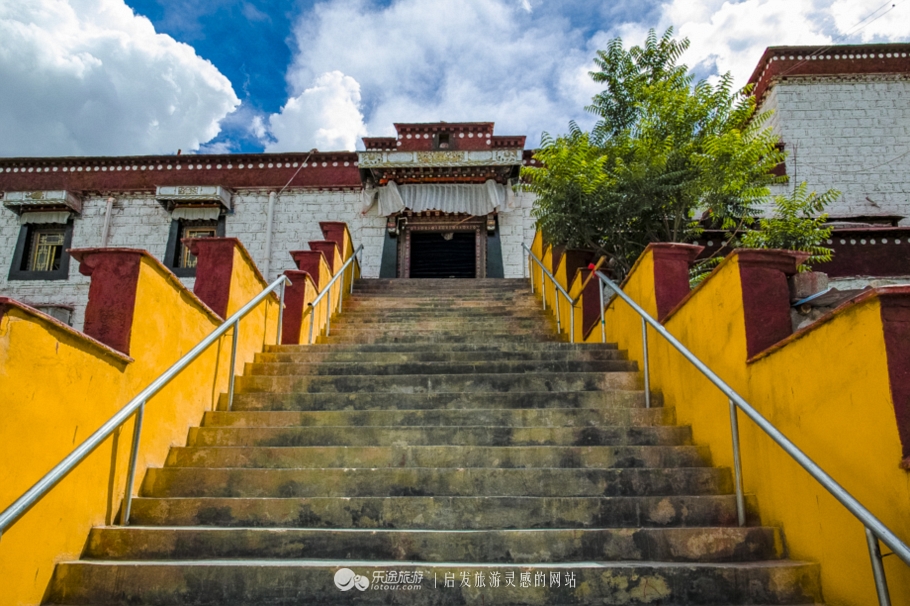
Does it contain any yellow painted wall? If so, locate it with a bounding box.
[0,249,279,605]
[225,244,280,374]
[296,273,320,347]
[305,239,361,345]
[311,254,334,342]
[586,246,910,605]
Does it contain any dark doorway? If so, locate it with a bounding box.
[410,231,476,278]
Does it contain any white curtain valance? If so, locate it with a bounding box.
[20,211,72,225]
[369,180,514,217]
[172,206,221,221]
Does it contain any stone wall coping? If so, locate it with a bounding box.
[0,297,132,364]
[749,285,910,363]
[68,248,223,324]
[183,237,280,304]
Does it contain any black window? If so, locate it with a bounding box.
[163,215,226,277]
[8,221,74,281]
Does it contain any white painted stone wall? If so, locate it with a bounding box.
[0,187,535,330]
[761,75,910,220]
[499,191,538,279]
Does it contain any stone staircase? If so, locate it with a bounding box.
[45,278,824,605]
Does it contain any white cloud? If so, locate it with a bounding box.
[649,0,910,87]
[273,0,599,148]
[265,70,366,152]
[830,0,910,41]
[266,0,910,151]
[0,0,240,157]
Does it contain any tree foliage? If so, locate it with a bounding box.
[739,182,838,272]
[524,28,787,276]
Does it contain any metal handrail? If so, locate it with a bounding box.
[307,244,363,344]
[0,274,290,536]
[589,268,909,605]
[522,243,575,342]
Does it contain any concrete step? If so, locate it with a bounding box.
[128,495,759,529]
[222,390,655,412]
[140,467,730,498]
[243,359,637,377]
[46,560,823,605]
[318,332,563,344]
[199,407,673,428]
[164,445,710,469]
[84,526,783,563]
[354,278,531,293]
[345,299,543,309]
[327,319,554,331]
[254,348,625,364]
[264,342,618,353]
[235,371,640,394]
[185,425,692,448]
[336,306,551,323]
[345,295,535,304]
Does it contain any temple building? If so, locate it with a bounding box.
[1,43,909,329]
[0,121,538,329]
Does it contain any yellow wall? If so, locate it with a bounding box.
[295,273,320,347]
[225,244,280,374]
[306,237,360,344]
[549,245,910,605]
[0,249,279,605]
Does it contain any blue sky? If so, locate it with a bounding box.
[1,0,908,157]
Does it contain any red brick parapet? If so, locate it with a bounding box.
[736,249,807,359]
[281,270,317,345]
[0,297,131,364]
[649,243,704,322]
[319,222,351,259]
[70,249,144,355]
[69,248,220,355]
[308,241,340,272]
[876,287,910,465]
[290,250,328,289]
[186,238,236,318]
[184,237,280,318]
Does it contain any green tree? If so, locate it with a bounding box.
[524,28,786,276]
[739,182,838,271]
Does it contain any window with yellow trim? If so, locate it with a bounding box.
[179,225,217,268]
[26,228,66,272]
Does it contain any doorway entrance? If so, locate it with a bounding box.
[409,232,476,278]
[395,212,487,279]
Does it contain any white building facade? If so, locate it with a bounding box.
[0,122,539,330]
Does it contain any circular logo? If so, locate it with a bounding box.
[334,568,369,591]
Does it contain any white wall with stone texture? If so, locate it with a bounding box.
[761,75,910,220]
[0,187,536,331]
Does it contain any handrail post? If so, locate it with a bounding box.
[119,400,145,526]
[307,303,315,344]
[528,254,535,293]
[542,272,548,311]
[325,294,332,337]
[729,399,746,527]
[276,278,286,345]
[641,318,650,408]
[227,320,239,411]
[866,527,893,606]
[569,295,575,344]
[555,288,562,333]
[599,282,606,343]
